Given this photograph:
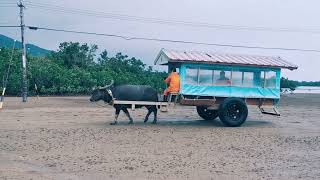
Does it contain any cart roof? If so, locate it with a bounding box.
[154,49,298,70]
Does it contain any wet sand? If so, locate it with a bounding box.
[0,94,319,179]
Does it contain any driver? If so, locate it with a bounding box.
[163,68,180,96]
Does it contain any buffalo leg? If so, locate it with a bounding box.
[144,106,152,123]
[110,108,120,125]
[152,106,158,124]
[122,108,133,124]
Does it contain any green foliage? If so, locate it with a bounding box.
[280,77,297,91]
[0,42,167,95]
[296,81,320,86]
[49,42,98,68]
[280,77,320,91]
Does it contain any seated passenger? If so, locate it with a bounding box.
[163,68,180,96]
[216,71,231,85]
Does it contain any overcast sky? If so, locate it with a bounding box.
[1,0,319,81]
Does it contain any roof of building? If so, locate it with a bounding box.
[154,49,298,70]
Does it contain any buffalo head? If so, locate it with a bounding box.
[90,80,114,103]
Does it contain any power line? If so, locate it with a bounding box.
[0,25,21,28]
[2,39,17,89]
[0,5,17,8]
[27,26,133,39]
[0,11,19,108]
[0,3,17,5]
[0,2,17,7]
[2,25,320,53]
[24,1,320,34]
[27,26,320,53]
[0,0,18,2]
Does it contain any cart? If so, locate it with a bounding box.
[117,49,298,127]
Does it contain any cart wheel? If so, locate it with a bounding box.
[219,98,248,127]
[196,106,219,120]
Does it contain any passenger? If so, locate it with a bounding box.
[216,71,231,85]
[163,68,180,96]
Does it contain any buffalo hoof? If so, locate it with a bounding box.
[128,120,134,124]
[144,119,148,123]
[110,121,118,125]
[152,121,157,124]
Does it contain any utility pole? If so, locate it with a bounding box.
[18,0,27,102]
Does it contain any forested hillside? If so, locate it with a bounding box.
[0,34,50,56]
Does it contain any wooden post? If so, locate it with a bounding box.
[19,0,28,102]
[35,84,39,100]
[0,87,6,109]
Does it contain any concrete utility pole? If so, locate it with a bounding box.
[18,0,28,102]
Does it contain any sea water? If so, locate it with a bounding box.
[293,86,320,94]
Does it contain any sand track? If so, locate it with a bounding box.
[0,94,319,179]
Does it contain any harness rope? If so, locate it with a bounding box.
[94,102,109,108]
[106,89,115,105]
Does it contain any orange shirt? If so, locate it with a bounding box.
[165,72,180,92]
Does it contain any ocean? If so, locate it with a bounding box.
[293,86,320,94]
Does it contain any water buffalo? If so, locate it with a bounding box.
[90,80,158,125]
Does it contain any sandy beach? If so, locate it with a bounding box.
[0,94,319,180]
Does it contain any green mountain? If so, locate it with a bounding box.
[0,34,51,56]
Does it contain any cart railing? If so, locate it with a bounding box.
[113,100,169,111]
[113,95,281,116]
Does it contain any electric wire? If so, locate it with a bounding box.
[26,26,320,53]
[24,1,320,34]
[1,25,320,53]
[0,2,17,7]
[0,25,21,28]
[0,3,17,5]
[0,6,17,8]
[2,39,17,89]
[2,0,320,53]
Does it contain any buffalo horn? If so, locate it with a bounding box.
[99,80,114,89]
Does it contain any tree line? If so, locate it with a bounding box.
[280,77,320,91]
[0,42,167,96]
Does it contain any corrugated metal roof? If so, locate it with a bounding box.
[155,49,298,70]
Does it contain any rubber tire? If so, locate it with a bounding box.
[218,98,248,127]
[196,106,219,120]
